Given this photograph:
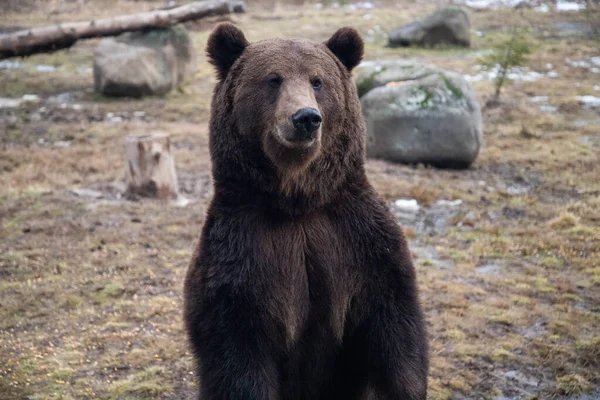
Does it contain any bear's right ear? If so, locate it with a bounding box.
[206,23,249,81]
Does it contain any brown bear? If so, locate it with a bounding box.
[184,23,428,400]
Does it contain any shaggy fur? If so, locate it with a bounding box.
[184,23,428,400]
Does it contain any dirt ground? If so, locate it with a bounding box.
[1,1,599,399]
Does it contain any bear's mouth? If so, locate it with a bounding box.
[274,126,319,150]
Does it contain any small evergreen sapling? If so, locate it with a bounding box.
[479,27,532,103]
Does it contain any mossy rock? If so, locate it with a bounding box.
[360,67,483,168]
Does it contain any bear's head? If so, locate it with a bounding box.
[207,23,366,213]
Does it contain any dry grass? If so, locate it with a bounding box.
[1,1,599,399]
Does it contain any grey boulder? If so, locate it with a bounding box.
[358,61,482,168]
[388,6,471,48]
[94,25,195,97]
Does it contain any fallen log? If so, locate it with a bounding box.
[0,0,245,60]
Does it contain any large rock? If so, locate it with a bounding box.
[355,59,439,97]
[94,25,195,97]
[388,6,471,48]
[358,60,483,168]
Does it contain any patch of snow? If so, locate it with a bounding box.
[556,0,585,11]
[54,141,72,148]
[35,64,57,72]
[463,0,525,9]
[436,199,463,207]
[577,96,600,108]
[594,85,600,91]
[0,98,22,108]
[21,94,39,103]
[566,57,600,73]
[172,196,191,208]
[0,60,22,69]
[315,3,323,9]
[535,3,549,12]
[345,1,374,10]
[70,188,104,198]
[465,65,557,83]
[530,96,549,103]
[393,199,420,212]
[539,105,558,113]
[77,66,93,74]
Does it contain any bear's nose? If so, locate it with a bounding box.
[291,108,322,140]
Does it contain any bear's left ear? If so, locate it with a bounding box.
[325,27,364,72]
[206,22,250,81]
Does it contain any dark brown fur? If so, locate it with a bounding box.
[184,23,428,400]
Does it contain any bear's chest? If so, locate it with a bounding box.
[262,215,354,346]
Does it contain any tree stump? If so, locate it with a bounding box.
[124,133,186,204]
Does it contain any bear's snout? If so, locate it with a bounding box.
[291,108,322,142]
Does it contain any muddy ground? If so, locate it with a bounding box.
[0,1,599,399]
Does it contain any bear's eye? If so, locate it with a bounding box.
[268,76,283,89]
[312,79,323,90]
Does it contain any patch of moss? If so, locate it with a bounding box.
[356,66,386,97]
[440,73,463,99]
[418,86,433,109]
